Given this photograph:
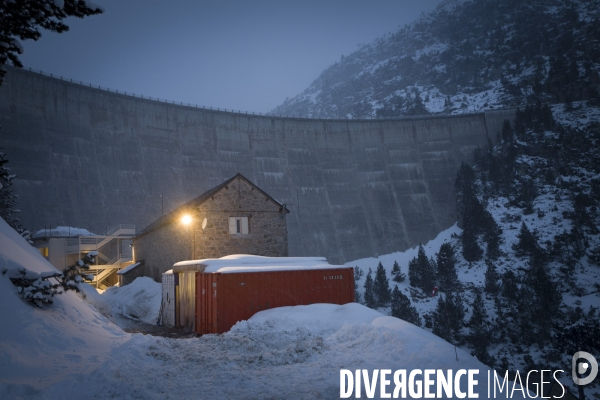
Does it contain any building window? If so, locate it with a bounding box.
[39,247,49,258]
[229,217,249,235]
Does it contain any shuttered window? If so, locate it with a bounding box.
[228,217,249,234]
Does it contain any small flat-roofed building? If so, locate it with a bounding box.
[31,225,136,289]
[162,255,354,333]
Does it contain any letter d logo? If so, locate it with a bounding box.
[572,351,598,386]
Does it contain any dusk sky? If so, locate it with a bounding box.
[19,0,442,113]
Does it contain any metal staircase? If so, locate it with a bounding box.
[66,225,136,290]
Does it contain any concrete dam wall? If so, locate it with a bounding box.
[0,68,516,264]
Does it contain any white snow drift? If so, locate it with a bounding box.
[0,217,529,398]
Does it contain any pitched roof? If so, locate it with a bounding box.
[134,173,289,239]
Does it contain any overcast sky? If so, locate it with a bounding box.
[19,0,442,113]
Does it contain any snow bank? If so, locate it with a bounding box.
[0,218,129,390]
[101,277,161,324]
[0,218,529,398]
[77,282,114,322]
[27,303,529,399]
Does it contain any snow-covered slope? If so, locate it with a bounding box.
[347,102,600,397]
[0,217,530,398]
[273,0,600,118]
[22,303,526,399]
[0,218,129,390]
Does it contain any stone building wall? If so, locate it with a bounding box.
[118,262,147,286]
[133,222,193,281]
[192,177,288,260]
[133,176,288,281]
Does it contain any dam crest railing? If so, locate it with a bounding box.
[16,66,512,122]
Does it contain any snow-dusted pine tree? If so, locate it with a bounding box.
[373,262,391,307]
[60,252,96,292]
[484,259,500,294]
[513,222,539,258]
[467,290,492,364]
[408,245,436,292]
[353,266,363,303]
[390,285,420,327]
[436,243,458,291]
[363,268,375,309]
[391,260,405,282]
[432,292,465,345]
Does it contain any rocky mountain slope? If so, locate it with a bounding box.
[273,0,600,118]
[350,101,600,397]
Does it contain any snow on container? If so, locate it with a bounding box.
[171,255,354,334]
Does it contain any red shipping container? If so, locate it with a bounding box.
[195,268,354,335]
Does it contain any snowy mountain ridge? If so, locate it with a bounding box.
[348,101,600,397]
[273,0,600,119]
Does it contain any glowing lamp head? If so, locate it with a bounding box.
[181,215,192,225]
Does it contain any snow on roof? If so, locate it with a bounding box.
[173,254,348,274]
[117,262,141,275]
[32,226,96,238]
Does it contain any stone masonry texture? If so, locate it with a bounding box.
[133,176,288,281]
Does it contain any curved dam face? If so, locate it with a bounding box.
[0,68,515,264]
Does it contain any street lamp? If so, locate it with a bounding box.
[181,214,194,259]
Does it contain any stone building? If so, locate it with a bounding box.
[132,173,289,281]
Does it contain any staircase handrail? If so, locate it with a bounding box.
[104,224,136,236]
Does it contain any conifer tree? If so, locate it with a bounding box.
[60,252,96,292]
[501,120,514,144]
[363,268,375,309]
[408,257,420,289]
[455,163,477,228]
[436,243,459,291]
[482,211,502,260]
[353,266,362,304]
[514,107,526,139]
[526,254,562,342]
[373,262,391,307]
[432,292,465,344]
[501,270,519,302]
[462,228,483,262]
[432,295,451,341]
[455,163,485,262]
[0,148,20,230]
[354,265,364,281]
[408,245,436,292]
[390,285,421,326]
[0,0,103,82]
[513,222,539,258]
[391,260,405,282]
[468,290,491,363]
[484,259,500,294]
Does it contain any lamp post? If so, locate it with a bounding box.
[181,214,195,260]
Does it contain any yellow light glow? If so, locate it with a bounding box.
[181,215,192,225]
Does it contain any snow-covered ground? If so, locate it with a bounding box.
[102,277,161,325]
[0,218,532,398]
[0,219,129,391]
[347,223,462,319]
